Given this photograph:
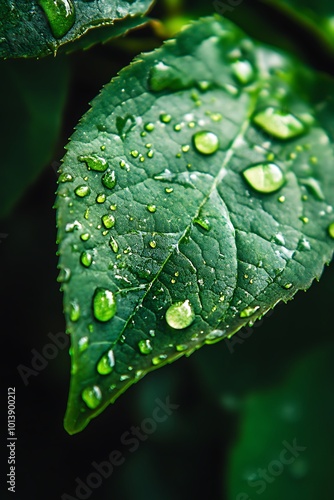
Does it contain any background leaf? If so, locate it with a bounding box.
[0,56,69,217]
[0,0,154,59]
[56,16,334,434]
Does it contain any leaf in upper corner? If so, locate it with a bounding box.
[0,0,154,59]
[0,56,69,218]
[56,16,334,434]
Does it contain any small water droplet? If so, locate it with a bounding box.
[149,240,157,249]
[160,113,172,123]
[166,299,195,329]
[80,233,90,241]
[300,178,325,201]
[231,60,254,84]
[109,236,119,253]
[284,283,293,289]
[81,385,102,409]
[69,301,80,322]
[328,222,334,239]
[152,354,167,365]
[102,170,116,190]
[165,187,173,193]
[253,107,306,139]
[97,349,115,375]
[278,195,285,203]
[78,336,89,352]
[57,267,71,283]
[147,204,156,213]
[58,172,73,183]
[102,214,115,229]
[138,339,153,355]
[96,193,106,203]
[194,218,211,231]
[78,154,108,172]
[144,122,155,132]
[130,150,139,158]
[193,131,219,155]
[205,329,225,344]
[74,185,90,198]
[93,288,117,322]
[147,150,154,158]
[242,162,285,194]
[174,123,182,132]
[175,344,188,352]
[240,305,260,318]
[38,0,75,39]
[80,251,92,268]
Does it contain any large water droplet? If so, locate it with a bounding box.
[38,0,75,39]
[102,170,116,190]
[242,162,285,193]
[97,349,115,375]
[193,131,219,155]
[194,218,211,231]
[93,288,117,322]
[81,385,102,409]
[138,339,153,355]
[78,154,108,172]
[253,107,306,139]
[166,299,195,329]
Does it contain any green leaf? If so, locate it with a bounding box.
[56,16,334,434]
[0,56,69,217]
[0,0,154,59]
[228,343,334,499]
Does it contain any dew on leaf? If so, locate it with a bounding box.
[152,354,168,365]
[78,336,89,352]
[166,299,195,329]
[58,172,73,183]
[194,218,211,231]
[69,301,80,322]
[57,267,71,283]
[253,107,306,139]
[231,60,254,84]
[144,123,155,132]
[80,233,90,241]
[92,288,117,322]
[205,329,225,344]
[242,162,285,194]
[147,204,156,213]
[130,150,139,158]
[78,154,108,172]
[96,193,106,203]
[102,214,115,229]
[193,131,219,155]
[300,178,325,201]
[240,305,260,318]
[284,283,293,289]
[102,170,116,190]
[80,251,92,268]
[138,339,153,355]
[97,349,115,375]
[74,185,90,198]
[81,385,102,409]
[160,113,172,123]
[147,150,154,158]
[176,344,188,352]
[109,236,119,253]
[328,222,334,239]
[38,0,75,39]
[149,62,174,92]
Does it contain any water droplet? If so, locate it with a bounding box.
[38,0,75,39]
[165,187,173,193]
[97,349,115,375]
[58,172,73,183]
[102,170,116,190]
[300,178,325,201]
[160,113,172,123]
[328,222,334,239]
[138,339,153,355]
[81,385,102,409]
[149,62,175,92]
[182,144,190,153]
[78,336,89,352]
[149,241,157,249]
[93,288,117,322]
[193,131,219,155]
[78,154,108,172]
[147,204,156,213]
[240,305,260,318]
[197,80,210,91]
[205,329,225,344]
[144,123,155,132]
[242,162,285,194]
[130,150,139,158]
[147,150,154,158]
[74,185,90,198]
[166,299,195,329]
[284,283,293,289]
[194,218,211,231]
[278,195,285,203]
[80,251,92,267]
[80,233,90,241]
[102,214,115,229]
[109,236,119,253]
[174,123,182,132]
[96,193,106,203]
[69,301,80,322]
[57,267,71,283]
[152,354,167,365]
[176,344,188,352]
[253,107,306,139]
[231,60,254,84]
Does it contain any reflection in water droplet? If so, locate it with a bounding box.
[166,300,195,329]
[240,305,260,318]
[38,0,75,39]
[253,107,306,139]
[193,131,219,155]
[242,162,285,194]
[138,339,153,355]
[93,288,117,322]
[78,154,108,172]
[97,349,115,375]
[81,385,102,409]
